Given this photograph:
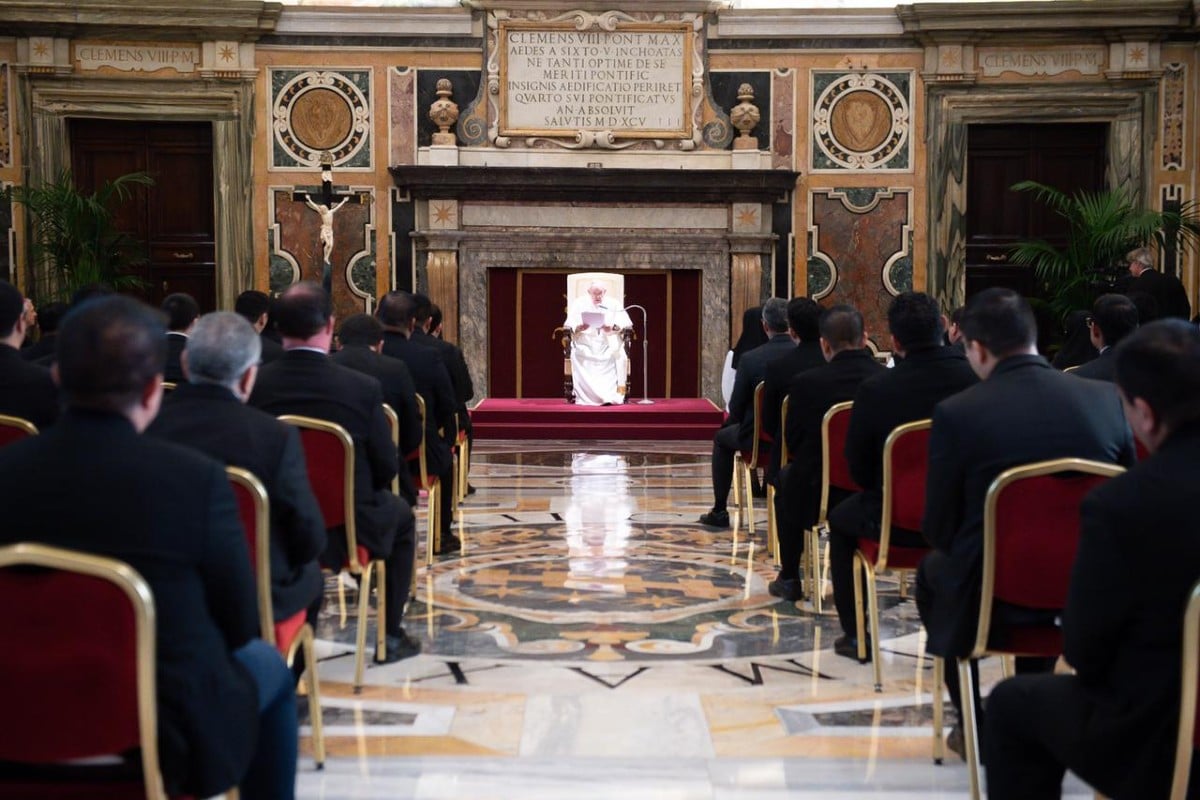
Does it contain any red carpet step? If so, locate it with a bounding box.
[470,397,724,441]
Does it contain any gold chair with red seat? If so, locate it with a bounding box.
[937,457,1125,799]
[407,395,442,566]
[852,418,935,692]
[226,466,326,770]
[807,400,861,613]
[0,542,178,799]
[277,414,386,694]
[1171,579,1200,800]
[734,381,773,541]
[0,414,37,448]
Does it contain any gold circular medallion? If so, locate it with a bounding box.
[290,88,353,151]
[828,90,892,154]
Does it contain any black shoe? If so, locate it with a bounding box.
[698,510,730,529]
[435,534,462,555]
[833,634,871,663]
[375,629,421,664]
[945,723,965,761]
[768,577,804,602]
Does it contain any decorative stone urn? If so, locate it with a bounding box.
[429,78,460,146]
[730,83,760,151]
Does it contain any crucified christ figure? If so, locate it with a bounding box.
[304,195,350,265]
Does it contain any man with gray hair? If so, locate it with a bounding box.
[700,297,794,529]
[1124,245,1191,320]
[148,311,327,629]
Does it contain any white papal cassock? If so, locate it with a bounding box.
[563,295,632,406]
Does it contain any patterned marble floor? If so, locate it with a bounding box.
[296,439,1092,798]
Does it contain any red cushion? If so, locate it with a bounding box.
[826,408,860,492]
[0,569,140,762]
[887,427,931,531]
[273,611,307,655]
[295,428,348,528]
[857,538,929,570]
[229,481,260,572]
[988,625,1062,657]
[355,546,371,568]
[0,426,32,448]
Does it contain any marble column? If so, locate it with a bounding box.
[426,246,460,345]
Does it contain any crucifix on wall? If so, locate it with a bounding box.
[291,151,370,292]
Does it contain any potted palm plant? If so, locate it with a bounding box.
[1008,180,1200,322]
[1,169,154,301]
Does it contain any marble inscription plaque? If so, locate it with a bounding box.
[501,23,690,137]
[978,46,1104,78]
[76,43,198,74]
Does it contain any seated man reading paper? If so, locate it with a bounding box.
[563,277,632,406]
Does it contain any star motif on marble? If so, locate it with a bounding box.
[219,45,236,62]
[32,40,49,57]
[733,203,760,232]
[1128,46,1146,64]
[430,200,457,229]
[941,48,960,67]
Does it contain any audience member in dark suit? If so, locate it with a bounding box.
[161,292,199,384]
[332,313,423,506]
[1071,293,1138,383]
[1124,245,1191,320]
[236,290,285,364]
[771,305,885,596]
[376,290,459,553]
[699,298,794,528]
[250,282,420,662]
[760,297,827,483]
[148,311,326,628]
[1050,310,1098,370]
[0,281,58,428]
[20,300,66,364]
[916,288,1136,754]
[417,297,477,492]
[987,319,1200,799]
[0,295,296,798]
[824,292,977,655]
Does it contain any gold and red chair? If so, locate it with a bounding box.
[937,458,1125,799]
[226,466,325,769]
[0,542,175,798]
[0,414,37,448]
[852,418,935,691]
[768,394,791,568]
[807,400,860,613]
[454,417,470,507]
[1172,579,1200,799]
[734,381,772,539]
[406,395,442,565]
[278,414,386,694]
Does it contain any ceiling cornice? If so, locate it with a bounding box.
[896,0,1192,43]
[0,0,282,42]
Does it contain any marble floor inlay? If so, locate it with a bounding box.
[296,439,1094,798]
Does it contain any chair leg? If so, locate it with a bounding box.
[853,552,867,661]
[958,657,984,800]
[458,436,470,504]
[375,559,387,663]
[337,572,347,629]
[932,655,945,764]
[425,486,436,567]
[809,527,823,613]
[766,485,779,565]
[431,482,441,555]
[299,624,326,769]
[1000,654,1015,678]
[353,563,373,693]
[744,462,755,535]
[731,452,743,521]
[865,560,882,691]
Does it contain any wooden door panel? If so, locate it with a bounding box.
[146,149,214,240]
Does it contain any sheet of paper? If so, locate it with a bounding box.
[582,310,605,328]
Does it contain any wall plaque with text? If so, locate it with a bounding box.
[500,21,693,139]
[75,43,199,74]
[977,46,1106,78]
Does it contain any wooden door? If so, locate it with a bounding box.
[70,119,216,311]
[965,123,1107,299]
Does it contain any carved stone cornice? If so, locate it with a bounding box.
[389,166,798,204]
[897,0,1191,44]
[463,1,730,12]
[0,0,282,41]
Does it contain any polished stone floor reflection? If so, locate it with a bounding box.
[298,440,1092,798]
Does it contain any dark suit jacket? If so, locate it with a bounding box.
[331,345,427,498]
[147,382,327,619]
[412,328,474,405]
[844,345,977,517]
[727,333,795,449]
[249,349,403,557]
[1127,267,1191,320]
[1070,347,1116,382]
[1060,422,1200,797]
[761,339,826,478]
[922,354,1136,657]
[380,330,457,450]
[0,409,259,796]
[258,333,285,365]
[164,332,188,383]
[0,344,59,428]
[19,333,56,363]
[782,348,885,530]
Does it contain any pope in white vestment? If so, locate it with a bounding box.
[563,282,633,405]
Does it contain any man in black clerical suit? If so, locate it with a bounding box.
[332,313,423,506]
[760,297,827,482]
[699,297,794,529]
[148,311,326,627]
[0,296,296,798]
[236,289,285,364]
[250,282,420,662]
[1071,293,1138,383]
[413,295,476,490]
[824,292,977,656]
[161,292,199,383]
[917,288,1135,752]
[771,304,884,599]
[987,320,1200,800]
[1124,245,1191,320]
[0,281,58,428]
[376,290,459,553]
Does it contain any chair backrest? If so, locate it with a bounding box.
[278,414,363,571]
[0,414,37,447]
[819,400,859,520]
[748,381,771,465]
[0,542,164,797]
[973,457,1124,655]
[778,395,791,465]
[1172,579,1200,800]
[226,466,275,645]
[382,403,400,495]
[877,419,933,564]
[566,271,625,310]
[409,394,433,490]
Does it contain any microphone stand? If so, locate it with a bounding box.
[622,304,653,405]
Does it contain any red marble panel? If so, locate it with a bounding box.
[274,190,371,321]
[390,67,416,167]
[772,70,794,171]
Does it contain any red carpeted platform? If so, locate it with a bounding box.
[470,397,724,441]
